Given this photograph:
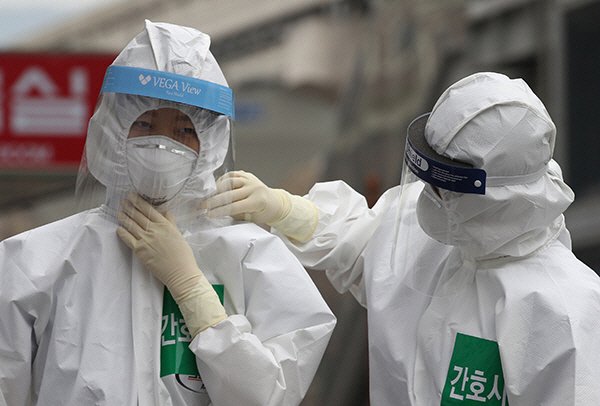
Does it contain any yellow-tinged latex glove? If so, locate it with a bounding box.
[202,170,288,224]
[117,193,227,336]
[201,171,318,241]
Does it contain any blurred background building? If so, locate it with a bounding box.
[1,0,599,404]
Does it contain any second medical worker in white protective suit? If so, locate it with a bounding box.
[0,20,335,406]
[203,72,600,405]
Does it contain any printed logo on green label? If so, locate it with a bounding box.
[160,285,224,378]
[441,333,508,405]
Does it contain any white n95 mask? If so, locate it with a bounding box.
[416,183,452,245]
[126,135,198,206]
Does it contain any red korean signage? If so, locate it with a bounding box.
[0,53,116,170]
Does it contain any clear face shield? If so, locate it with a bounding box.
[75,65,235,219]
[390,114,487,297]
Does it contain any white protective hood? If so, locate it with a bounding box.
[416,72,574,259]
[80,20,233,219]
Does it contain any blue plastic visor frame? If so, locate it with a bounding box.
[100,65,234,119]
[405,114,486,194]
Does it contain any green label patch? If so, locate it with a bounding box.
[441,333,508,405]
[160,285,224,377]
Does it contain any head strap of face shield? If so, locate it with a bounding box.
[100,65,235,119]
[405,113,487,194]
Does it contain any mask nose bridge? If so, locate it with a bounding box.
[422,185,443,209]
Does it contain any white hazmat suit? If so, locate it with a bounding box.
[204,72,600,405]
[0,20,335,406]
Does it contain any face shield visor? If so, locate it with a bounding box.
[76,65,235,218]
[389,114,487,297]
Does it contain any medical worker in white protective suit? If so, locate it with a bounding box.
[0,20,335,406]
[203,72,600,405]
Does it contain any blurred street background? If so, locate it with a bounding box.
[1,0,599,404]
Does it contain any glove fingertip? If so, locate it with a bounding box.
[116,226,135,249]
[164,211,177,225]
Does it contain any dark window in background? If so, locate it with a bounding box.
[566,2,600,198]
[577,247,600,274]
[566,1,600,274]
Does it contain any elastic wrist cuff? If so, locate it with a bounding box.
[268,194,318,241]
[177,282,228,337]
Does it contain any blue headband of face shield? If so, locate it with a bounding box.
[100,65,235,120]
[405,114,487,195]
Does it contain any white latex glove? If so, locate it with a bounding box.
[201,170,287,224]
[117,193,227,336]
[201,170,319,241]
